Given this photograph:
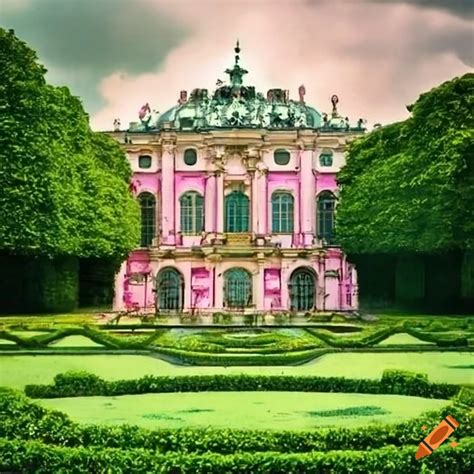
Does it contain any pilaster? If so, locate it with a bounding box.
[161,140,176,245]
[256,261,265,311]
[204,173,216,233]
[216,171,224,234]
[300,149,314,246]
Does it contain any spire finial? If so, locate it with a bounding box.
[225,40,248,88]
[234,39,240,65]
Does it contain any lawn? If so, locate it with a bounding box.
[37,391,450,431]
[2,351,472,389]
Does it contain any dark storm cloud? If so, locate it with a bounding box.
[2,0,188,112]
[365,0,474,19]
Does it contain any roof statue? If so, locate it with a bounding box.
[127,42,365,133]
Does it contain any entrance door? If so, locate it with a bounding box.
[289,268,316,311]
[223,268,252,309]
[157,268,184,311]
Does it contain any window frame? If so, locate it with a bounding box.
[319,150,333,167]
[183,148,198,166]
[138,155,152,169]
[271,191,294,233]
[179,191,204,235]
[138,192,156,247]
[273,149,291,166]
[225,190,250,233]
[316,191,336,244]
[223,267,253,308]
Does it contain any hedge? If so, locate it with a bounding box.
[1,323,469,354]
[1,437,472,474]
[24,370,460,399]
[154,346,331,365]
[306,324,470,348]
[0,326,162,350]
[454,386,474,407]
[1,390,473,455]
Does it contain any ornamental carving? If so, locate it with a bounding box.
[162,140,176,155]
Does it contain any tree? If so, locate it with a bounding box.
[0,29,139,311]
[336,73,474,255]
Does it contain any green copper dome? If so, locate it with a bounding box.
[154,88,322,131]
[129,43,364,133]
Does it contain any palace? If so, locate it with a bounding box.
[109,43,365,313]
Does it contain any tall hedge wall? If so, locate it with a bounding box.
[0,253,78,313]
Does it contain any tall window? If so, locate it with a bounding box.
[225,191,249,232]
[180,191,204,235]
[138,192,156,247]
[317,191,336,244]
[224,268,252,308]
[271,191,294,233]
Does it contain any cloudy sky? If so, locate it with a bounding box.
[2,0,473,130]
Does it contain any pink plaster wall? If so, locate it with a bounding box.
[120,155,358,312]
[134,172,160,194]
[175,173,205,196]
[316,173,337,193]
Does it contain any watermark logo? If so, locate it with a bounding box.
[416,415,459,459]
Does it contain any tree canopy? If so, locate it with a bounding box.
[336,73,474,255]
[0,28,139,261]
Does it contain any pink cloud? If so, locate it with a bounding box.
[91,0,472,131]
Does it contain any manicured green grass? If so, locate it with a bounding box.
[1,351,472,389]
[50,336,105,347]
[37,391,450,431]
[378,333,434,345]
[9,331,50,338]
[0,338,16,346]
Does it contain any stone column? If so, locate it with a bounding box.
[256,167,268,235]
[216,171,224,234]
[256,261,265,311]
[251,171,259,235]
[205,173,216,233]
[300,149,314,247]
[214,259,224,310]
[113,260,127,310]
[280,263,290,310]
[161,142,176,245]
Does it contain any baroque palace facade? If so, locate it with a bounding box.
[109,43,365,313]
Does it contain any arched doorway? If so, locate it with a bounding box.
[223,268,252,309]
[156,267,184,311]
[289,267,316,311]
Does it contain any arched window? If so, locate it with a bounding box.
[274,149,290,165]
[224,268,252,308]
[271,191,294,233]
[317,191,336,244]
[138,192,156,247]
[183,148,197,166]
[289,267,316,311]
[225,191,249,233]
[180,191,204,235]
[156,267,183,311]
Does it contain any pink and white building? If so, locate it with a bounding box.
[109,43,365,313]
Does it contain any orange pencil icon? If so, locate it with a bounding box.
[416,415,459,459]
